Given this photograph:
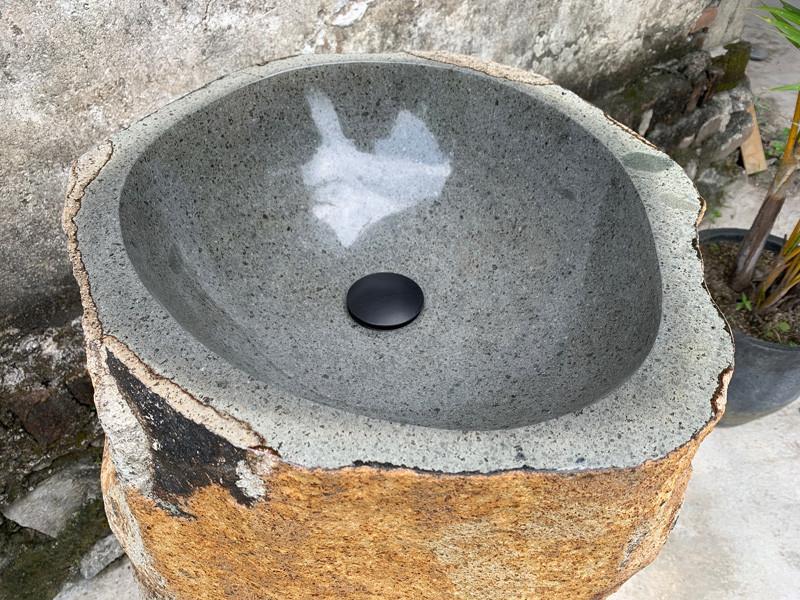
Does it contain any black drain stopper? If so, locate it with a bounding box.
[346,272,424,329]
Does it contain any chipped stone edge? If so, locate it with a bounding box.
[404,50,554,87]
[63,145,265,452]
[64,142,273,599]
[597,92,736,433]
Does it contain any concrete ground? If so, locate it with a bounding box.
[613,402,800,599]
[614,7,800,598]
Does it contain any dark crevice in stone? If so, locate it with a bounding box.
[593,41,755,206]
[106,352,256,506]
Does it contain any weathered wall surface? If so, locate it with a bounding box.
[1,0,736,320]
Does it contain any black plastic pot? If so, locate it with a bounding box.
[700,228,800,426]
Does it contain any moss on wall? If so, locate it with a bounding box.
[711,41,752,92]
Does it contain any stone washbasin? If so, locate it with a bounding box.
[64,53,733,600]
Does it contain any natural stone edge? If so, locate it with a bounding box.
[404,50,554,87]
[62,142,265,452]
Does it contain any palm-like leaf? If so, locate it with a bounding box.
[780,1,800,22]
[756,220,800,312]
[759,3,800,48]
[733,3,800,293]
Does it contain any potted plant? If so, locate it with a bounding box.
[701,1,800,425]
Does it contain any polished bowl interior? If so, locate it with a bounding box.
[119,61,661,430]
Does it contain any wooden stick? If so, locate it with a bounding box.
[740,103,767,175]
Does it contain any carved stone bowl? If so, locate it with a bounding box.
[65,53,732,599]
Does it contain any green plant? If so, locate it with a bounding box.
[736,292,753,312]
[766,127,791,158]
[707,207,723,222]
[731,2,800,290]
[767,320,793,342]
[755,219,800,312]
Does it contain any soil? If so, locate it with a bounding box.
[702,240,800,346]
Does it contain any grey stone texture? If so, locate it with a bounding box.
[704,0,752,49]
[1,459,100,538]
[55,557,141,600]
[115,58,661,432]
[0,458,111,600]
[73,53,732,473]
[1,0,739,319]
[596,42,756,204]
[0,263,108,600]
[699,6,800,238]
[79,534,124,580]
[0,316,103,508]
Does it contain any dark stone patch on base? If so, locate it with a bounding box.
[106,353,254,506]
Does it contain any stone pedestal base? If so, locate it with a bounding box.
[93,355,727,599]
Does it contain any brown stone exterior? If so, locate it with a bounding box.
[100,403,725,600]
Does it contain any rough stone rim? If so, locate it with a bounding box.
[65,52,734,474]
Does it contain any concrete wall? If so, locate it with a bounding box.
[1,0,744,323]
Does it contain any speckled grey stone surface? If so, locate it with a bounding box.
[74,54,732,472]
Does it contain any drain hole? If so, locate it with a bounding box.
[346,272,424,329]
